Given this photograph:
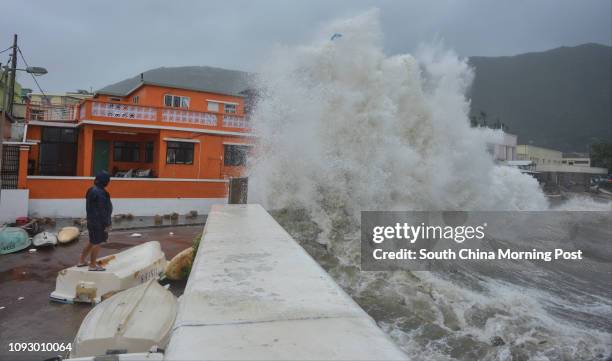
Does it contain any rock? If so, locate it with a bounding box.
[490,336,506,346]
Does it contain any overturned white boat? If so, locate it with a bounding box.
[32,231,58,247]
[65,353,164,361]
[50,241,167,304]
[69,279,177,359]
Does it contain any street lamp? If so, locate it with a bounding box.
[1,64,49,121]
[25,66,48,75]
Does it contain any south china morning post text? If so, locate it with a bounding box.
[360,211,610,271]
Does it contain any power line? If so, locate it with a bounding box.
[16,46,47,98]
[0,46,12,55]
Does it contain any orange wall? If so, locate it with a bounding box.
[93,131,159,176]
[27,177,228,199]
[95,84,245,116]
[26,122,252,180]
[26,125,42,174]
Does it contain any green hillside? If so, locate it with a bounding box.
[468,43,611,152]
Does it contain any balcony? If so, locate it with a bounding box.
[78,100,251,133]
[26,103,79,123]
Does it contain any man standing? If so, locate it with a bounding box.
[78,171,113,271]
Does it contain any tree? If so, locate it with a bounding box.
[590,142,612,171]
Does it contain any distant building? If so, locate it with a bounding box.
[516,144,563,169]
[487,132,517,162]
[505,160,537,175]
[562,152,590,167]
[516,144,607,191]
[28,90,93,106]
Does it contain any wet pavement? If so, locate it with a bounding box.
[0,225,204,361]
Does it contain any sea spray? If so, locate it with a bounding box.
[248,9,609,360]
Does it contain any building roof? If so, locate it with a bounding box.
[562,152,589,159]
[96,66,253,98]
[506,160,533,166]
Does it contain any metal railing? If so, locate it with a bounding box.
[26,103,79,122]
[1,145,19,189]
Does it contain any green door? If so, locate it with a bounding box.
[93,140,110,175]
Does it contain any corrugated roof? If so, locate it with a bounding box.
[96,66,253,97]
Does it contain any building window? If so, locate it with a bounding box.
[224,144,249,166]
[110,97,121,102]
[224,103,237,114]
[144,142,154,163]
[132,96,139,104]
[164,94,190,108]
[166,141,194,165]
[207,101,219,112]
[114,141,140,162]
[39,127,78,176]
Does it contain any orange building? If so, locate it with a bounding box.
[18,66,255,217]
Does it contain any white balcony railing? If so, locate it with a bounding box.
[162,109,217,126]
[91,102,157,121]
[223,115,249,128]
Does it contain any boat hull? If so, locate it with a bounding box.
[32,231,58,247]
[70,280,177,358]
[50,241,167,304]
[65,352,164,361]
[0,227,31,254]
[58,226,80,244]
[165,247,194,280]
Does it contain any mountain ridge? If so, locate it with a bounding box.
[467,43,611,152]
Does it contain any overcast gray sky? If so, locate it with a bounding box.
[2,0,610,93]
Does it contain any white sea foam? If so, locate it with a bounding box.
[247,9,609,360]
[249,9,548,217]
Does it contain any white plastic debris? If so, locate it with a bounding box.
[17,297,24,301]
[0,306,5,310]
[29,248,37,253]
[130,233,142,238]
[169,232,174,236]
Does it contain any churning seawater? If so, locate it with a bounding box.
[247,9,612,360]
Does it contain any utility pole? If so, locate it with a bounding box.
[0,34,17,195]
[6,34,17,116]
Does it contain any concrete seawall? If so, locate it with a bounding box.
[165,204,408,360]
